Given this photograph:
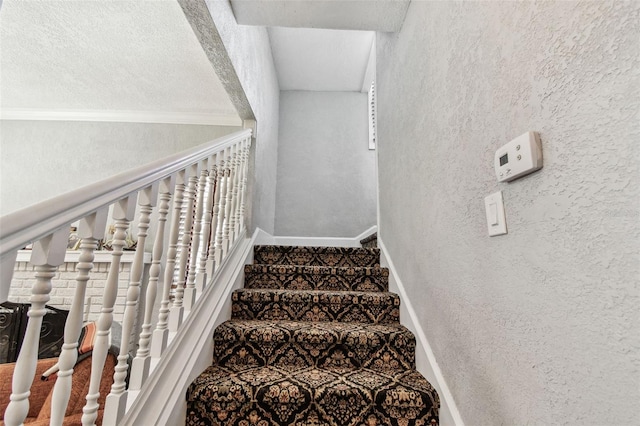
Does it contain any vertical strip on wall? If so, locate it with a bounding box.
[368,81,377,150]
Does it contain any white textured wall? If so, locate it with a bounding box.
[201,0,281,234]
[275,91,376,237]
[0,120,240,215]
[376,1,639,425]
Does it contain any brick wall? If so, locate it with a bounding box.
[10,251,151,326]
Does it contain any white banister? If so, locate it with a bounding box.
[195,155,216,292]
[103,185,158,425]
[213,147,229,268]
[184,160,208,311]
[130,176,174,388]
[235,138,249,237]
[49,210,109,426]
[207,152,224,277]
[221,145,235,256]
[0,129,252,259]
[0,129,252,426]
[164,169,186,336]
[228,143,240,246]
[3,228,69,426]
[170,162,198,326]
[240,138,251,233]
[81,196,136,426]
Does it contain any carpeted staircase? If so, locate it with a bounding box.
[186,245,440,425]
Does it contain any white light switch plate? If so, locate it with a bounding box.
[485,191,507,236]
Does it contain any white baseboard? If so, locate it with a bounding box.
[121,229,254,425]
[378,238,465,426]
[266,225,377,248]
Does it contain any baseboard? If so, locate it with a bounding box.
[121,229,254,425]
[268,225,377,248]
[378,238,465,426]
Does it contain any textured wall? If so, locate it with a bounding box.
[0,120,240,215]
[275,91,376,237]
[200,0,281,234]
[376,1,639,425]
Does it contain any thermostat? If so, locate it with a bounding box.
[495,132,543,182]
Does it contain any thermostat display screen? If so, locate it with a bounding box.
[499,153,509,166]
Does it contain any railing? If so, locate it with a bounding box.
[0,129,252,425]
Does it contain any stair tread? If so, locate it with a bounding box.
[233,288,398,299]
[214,319,416,373]
[254,245,380,267]
[187,365,439,426]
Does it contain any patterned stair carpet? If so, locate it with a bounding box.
[186,245,440,425]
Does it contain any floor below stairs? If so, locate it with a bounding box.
[186,245,440,425]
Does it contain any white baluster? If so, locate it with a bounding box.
[206,153,224,278]
[170,164,197,326]
[234,139,248,237]
[213,148,229,268]
[227,144,240,245]
[81,195,136,426]
[4,228,68,426]
[240,138,252,234]
[103,184,157,425]
[221,145,236,256]
[152,171,184,356]
[196,155,216,292]
[49,210,108,426]
[130,176,173,388]
[184,160,208,310]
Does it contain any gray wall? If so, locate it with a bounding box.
[376,1,639,425]
[0,120,240,215]
[275,91,376,237]
[202,0,280,234]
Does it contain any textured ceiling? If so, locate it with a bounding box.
[230,0,410,32]
[268,27,375,92]
[0,0,240,122]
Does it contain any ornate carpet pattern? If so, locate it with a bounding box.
[187,245,439,425]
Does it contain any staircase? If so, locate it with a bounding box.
[186,245,440,425]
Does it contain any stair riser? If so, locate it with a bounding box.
[254,246,381,267]
[244,269,388,292]
[231,290,400,324]
[187,366,439,426]
[213,321,417,374]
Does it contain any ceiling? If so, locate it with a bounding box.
[0,0,241,125]
[230,0,410,32]
[268,27,375,92]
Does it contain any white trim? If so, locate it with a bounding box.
[271,225,377,248]
[121,228,253,425]
[0,108,242,127]
[378,237,465,426]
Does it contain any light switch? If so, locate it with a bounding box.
[484,191,507,236]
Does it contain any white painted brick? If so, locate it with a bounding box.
[49,297,64,305]
[12,271,34,279]
[58,271,77,280]
[54,288,76,297]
